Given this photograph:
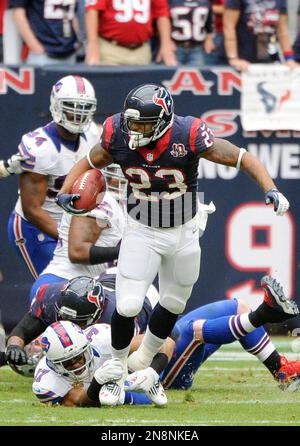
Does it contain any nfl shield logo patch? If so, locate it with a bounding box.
[147,153,154,162]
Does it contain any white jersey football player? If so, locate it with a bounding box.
[29,166,127,302]
[5,75,99,278]
[32,321,162,407]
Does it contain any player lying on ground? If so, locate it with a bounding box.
[32,276,300,407]
[126,276,300,403]
[2,274,153,374]
[32,321,154,407]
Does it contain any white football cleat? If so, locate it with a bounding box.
[126,367,158,391]
[99,382,123,406]
[146,379,168,407]
[125,367,168,406]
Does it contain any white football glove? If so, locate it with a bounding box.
[265,188,290,216]
[0,153,29,177]
[125,367,159,392]
[93,358,124,385]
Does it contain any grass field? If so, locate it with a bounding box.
[1,337,300,427]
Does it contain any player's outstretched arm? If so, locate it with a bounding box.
[6,313,46,367]
[0,153,29,177]
[201,138,290,216]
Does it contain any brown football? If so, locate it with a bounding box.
[71,169,106,211]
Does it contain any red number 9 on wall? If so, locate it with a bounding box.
[225,202,295,310]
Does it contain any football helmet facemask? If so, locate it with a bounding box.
[41,321,94,382]
[102,164,127,202]
[121,84,174,149]
[55,276,105,328]
[50,75,97,134]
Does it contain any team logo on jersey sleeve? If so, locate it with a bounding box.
[170,143,187,157]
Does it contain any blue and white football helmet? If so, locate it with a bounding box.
[41,321,94,382]
[50,75,97,134]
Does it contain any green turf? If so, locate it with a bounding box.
[1,337,300,426]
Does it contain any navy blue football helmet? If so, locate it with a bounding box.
[121,83,174,149]
[55,276,105,328]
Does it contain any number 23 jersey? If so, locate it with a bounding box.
[100,113,214,227]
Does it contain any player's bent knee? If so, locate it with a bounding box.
[161,297,186,315]
[117,298,144,318]
[193,320,206,342]
[237,299,251,314]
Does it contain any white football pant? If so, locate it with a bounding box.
[116,214,202,317]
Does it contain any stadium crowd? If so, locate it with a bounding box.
[0,1,300,69]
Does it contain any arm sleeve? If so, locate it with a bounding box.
[152,0,170,18]
[190,118,215,155]
[85,0,105,11]
[99,116,115,154]
[205,7,213,34]
[89,244,120,265]
[279,0,287,14]
[17,133,57,174]
[8,0,28,8]
[224,0,242,9]
[8,313,46,345]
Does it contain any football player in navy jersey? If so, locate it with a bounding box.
[4,274,153,373]
[168,0,215,66]
[8,0,78,65]
[57,83,290,406]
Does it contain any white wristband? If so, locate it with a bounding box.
[87,149,98,170]
[236,148,247,171]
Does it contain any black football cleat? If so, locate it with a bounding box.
[261,275,299,317]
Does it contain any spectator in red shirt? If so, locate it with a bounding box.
[0,0,7,62]
[85,0,176,66]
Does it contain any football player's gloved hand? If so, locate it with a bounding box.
[5,345,27,366]
[125,367,159,392]
[93,358,124,385]
[55,193,86,215]
[265,188,290,216]
[0,153,29,177]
